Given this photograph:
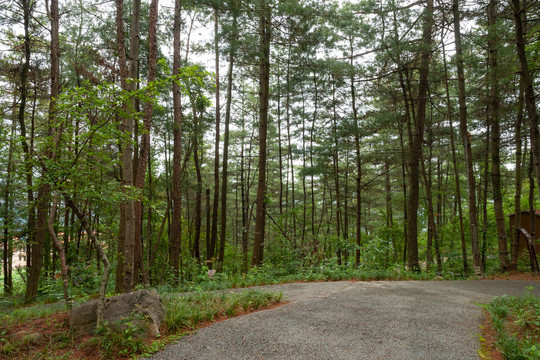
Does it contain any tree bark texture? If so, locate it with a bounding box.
[487,0,509,271]
[133,0,160,285]
[513,0,540,204]
[218,3,238,270]
[252,0,271,266]
[114,0,140,293]
[512,78,524,269]
[441,34,469,275]
[170,0,184,281]
[453,0,482,276]
[210,6,221,267]
[405,0,433,272]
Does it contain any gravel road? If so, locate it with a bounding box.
[148,280,540,360]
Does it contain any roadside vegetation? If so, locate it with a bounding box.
[481,287,540,360]
[0,288,282,359]
[0,259,537,359]
[2,250,536,305]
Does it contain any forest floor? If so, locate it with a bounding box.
[0,289,283,360]
[483,271,539,281]
[148,279,540,360]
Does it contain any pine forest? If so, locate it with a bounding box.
[1,0,540,302]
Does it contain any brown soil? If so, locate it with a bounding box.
[193,301,289,331]
[1,311,74,360]
[479,311,503,360]
[483,271,539,281]
[9,310,70,339]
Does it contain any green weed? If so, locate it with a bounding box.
[165,289,282,333]
[0,335,23,357]
[482,287,540,360]
[91,319,146,358]
[0,300,67,328]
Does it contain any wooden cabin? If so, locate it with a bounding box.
[508,210,540,256]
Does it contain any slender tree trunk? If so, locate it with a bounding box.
[3,97,17,295]
[63,203,70,263]
[133,0,160,285]
[434,138,442,271]
[481,123,491,270]
[192,130,202,262]
[206,189,211,259]
[350,41,362,267]
[17,0,36,299]
[70,111,79,263]
[170,0,183,281]
[209,6,221,266]
[65,197,110,328]
[398,110,408,267]
[487,0,509,272]
[404,78,418,269]
[405,0,433,272]
[235,171,240,249]
[453,0,482,276]
[145,155,153,283]
[252,0,271,266]
[278,73,283,216]
[301,93,307,247]
[218,3,238,270]
[317,176,328,239]
[386,161,397,261]
[512,78,525,269]
[331,80,342,264]
[419,130,437,272]
[150,199,169,279]
[512,0,540,203]
[114,0,140,292]
[311,74,318,251]
[343,153,350,260]
[441,35,468,274]
[392,0,407,268]
[285,44,295,237]
[27,0,61,301]
[48,193,70,307]
[240,105,248,271]
[529,151,536,268]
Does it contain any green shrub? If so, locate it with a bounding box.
[483,287,540,360]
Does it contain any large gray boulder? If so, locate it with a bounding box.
[70,289,165,337]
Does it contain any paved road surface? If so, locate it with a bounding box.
[149,280,540,360]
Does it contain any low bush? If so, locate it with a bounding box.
[482,287,540,360]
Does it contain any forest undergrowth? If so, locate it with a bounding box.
[0,258,537,359]
[0,288,282,359]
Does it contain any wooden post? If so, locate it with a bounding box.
[516,228,539,273]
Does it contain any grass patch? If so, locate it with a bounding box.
[0,301,68,327]
[165,289,282,333]
[482,286,540,360]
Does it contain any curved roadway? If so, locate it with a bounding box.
[149,280,540,360]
